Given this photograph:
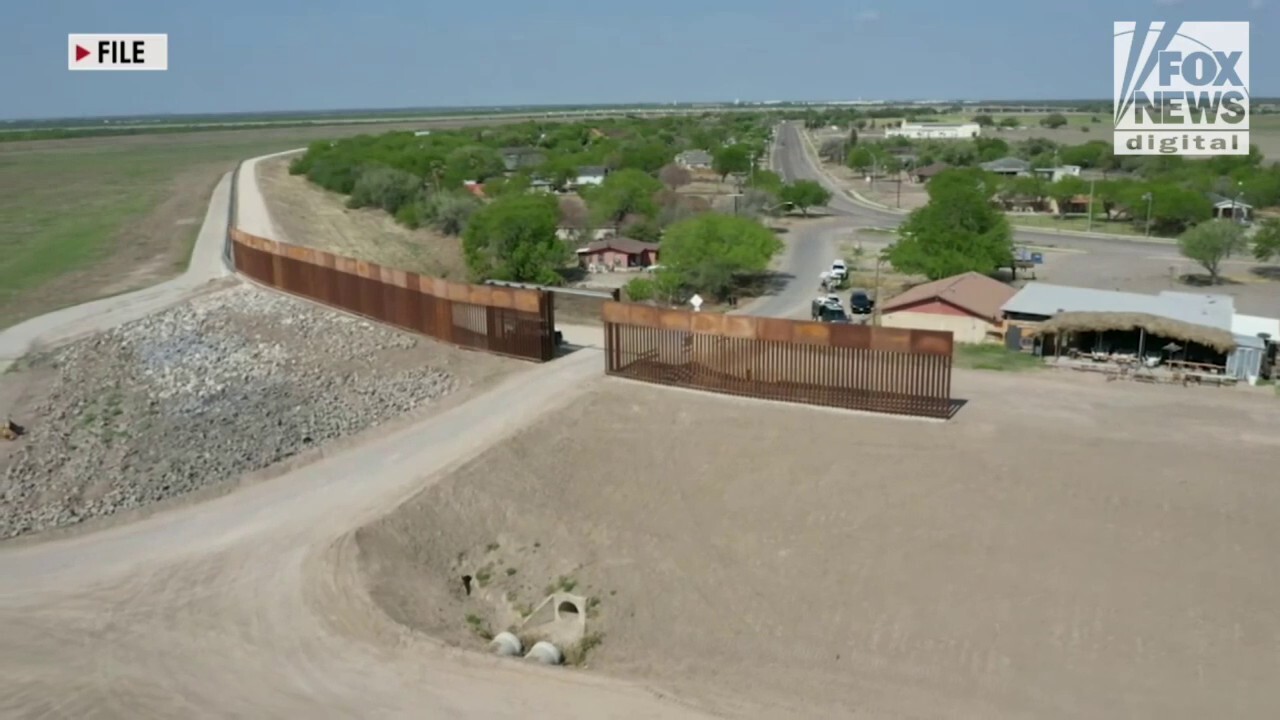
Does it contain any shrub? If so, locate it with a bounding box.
[624,277,656,301]
[347,165,423,214]
[427,192,481,235]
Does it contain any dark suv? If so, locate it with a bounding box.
[849,291,874,315]
[811,298,851,323]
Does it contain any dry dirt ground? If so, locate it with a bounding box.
[256,155,468,279]
[358,371,1280,719]
[0,283,517,541]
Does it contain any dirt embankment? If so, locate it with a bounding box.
[357,373,1280,718]
[256,155,467,279]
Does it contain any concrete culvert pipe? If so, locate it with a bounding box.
[524,641,562,665]
[489,632,522,657]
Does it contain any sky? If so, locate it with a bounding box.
[1,0,1275,119]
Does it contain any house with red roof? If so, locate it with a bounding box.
[877,272,1017,343]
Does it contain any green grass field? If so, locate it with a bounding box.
[0,122,464,329]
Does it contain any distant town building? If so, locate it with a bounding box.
[1033,165,1083,182]
[675,149,713,170]
[573,166,608,188]
[1207,193,1252,222]
[980,157,1033,177]
[886,122,980,140]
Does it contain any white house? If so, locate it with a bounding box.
[573,165,608,188]
[886,122,981,140]
[1207,193,1252,222]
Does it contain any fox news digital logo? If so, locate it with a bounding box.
[1114,21,1249,156]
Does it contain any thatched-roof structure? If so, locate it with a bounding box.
[1027,311,1237,353]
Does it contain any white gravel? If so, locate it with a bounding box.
[1,285,459,539]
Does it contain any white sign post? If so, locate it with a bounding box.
[689,294,703,312]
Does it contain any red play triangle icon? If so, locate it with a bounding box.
[75,45,90,61]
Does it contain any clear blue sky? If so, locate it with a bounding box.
[1,0,1274,119]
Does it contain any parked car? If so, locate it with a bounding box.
[830,259,848,279]
[811,296,850,323]
[849,290,874,315]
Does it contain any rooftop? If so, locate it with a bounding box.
[1206,192,1252,208]
[881,272,1016,323]
[1001,283,1235,330]
[980,157,1033,172]
[575,237,660,255]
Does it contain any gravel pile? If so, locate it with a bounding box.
[1,285,458,539]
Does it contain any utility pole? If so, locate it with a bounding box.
[1143,192,1154,237]
[872,256,883,326]
[1086,178,1095,233]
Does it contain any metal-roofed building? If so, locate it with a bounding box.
[1000,282,1276,380]
[1001,283,1234,329]
[979,157,1033,177]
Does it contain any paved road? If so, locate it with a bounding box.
[774,122,1176,253]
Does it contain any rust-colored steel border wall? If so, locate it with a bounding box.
[230,229,555,362]
[602,302,954,418]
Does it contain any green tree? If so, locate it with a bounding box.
[426,191,481,235]
[974,137,1010,163]
[848,127,859,147]
[659,214,783,300]
[1040,113,1069,129]
[888,168,1012,280]
[739,187,783,218]
[997,175,1048,210]
[586,168,663,226]
[622,217,663,243]
[624,277,656,302]
[1250,217,1280,262]
[614,141,672,173]
[462,194,568,284]
[748,169,784,194]
[999,117,1021,129]
[1046,175,1088,217]
[846,146,876,172]
[443,145,506,187]
[779,180,832,216]
[347,165,422,214]
[972,114,995,127]
[712,144,752,180]
[482,174,531,198]
[539,156,579,191]
[1178,220,1247,284]
[1145,184,1214,235]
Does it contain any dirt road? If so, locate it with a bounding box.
[0,347,715,719]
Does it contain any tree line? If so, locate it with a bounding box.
[884,166,1280,287]
[288,114,832,303]
[815,130,1280,237]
